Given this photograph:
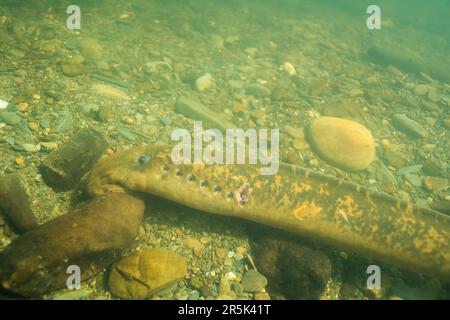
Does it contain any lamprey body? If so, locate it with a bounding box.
[87,144,450,281]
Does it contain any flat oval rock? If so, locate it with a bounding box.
[108,248,187,299]
[305,117,375,171]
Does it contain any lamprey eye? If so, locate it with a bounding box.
[175,169,183,177]
[138,155,151,165]
[162,164,170,172]
[200,180,208,188]
[226,192,234,200]
[213,185,221,193]
[187,175,196,183]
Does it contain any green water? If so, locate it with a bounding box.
[0,0,448,300]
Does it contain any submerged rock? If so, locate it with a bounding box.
[241,270,268,293]
[0,192,144,297]
[108,248,187,299]
[250,231,332,299]
[305,117,375,171]
[391,114,427,139]
[0,173,38,234]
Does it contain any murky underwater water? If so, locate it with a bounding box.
[0,0,449,300]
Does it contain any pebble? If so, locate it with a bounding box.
[254,292,271,300]
[53,289,90,300]
[218,277,231,295]
[431,200,450,215]
[241,270,267,293]
[91,84,131,101]
[228,80,244,89]
[244,84,271,97]
[80,37,103,61]
[118,128,136,141]
[231,282,244,296]
[234,252,244,261]
[423,176,448,193]
[187,290,200,300]
[0,111,22,125]
[183,237,203,256]
[414,84,429,96]
[54,109,73,132]
[200,285,215,298]
[382,148,407,169]
[0,98,8,110]
[282,62,296,76]
[391,114,427,139]
[195,73,213,91]
[404,173,422,188]
[224,271,237,281]
[190,277,203,289]
[215,247,227,260]
[396,165,422,176]
[41,142,58,151]
[60,62,83,76]
[22,143,40,153]
[109,248,187,299]
[160,116,172,126]
[305,117,375,171]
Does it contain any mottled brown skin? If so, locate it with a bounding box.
[87,144,450,281]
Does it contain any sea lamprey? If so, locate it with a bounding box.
[87,144,450,282]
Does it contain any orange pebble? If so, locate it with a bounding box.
[106,148,114,156]
[15,156,25,166]
[17,102,29,111]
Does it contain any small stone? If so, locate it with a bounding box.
[40,142,58,151]
[224,271,237,281]
[430,200,450,215]
[28,122,38,130]
[53,289,90,300]
[382,149,407,169]
[245,84,271,97]
[235,246,246,255]
[0,98,8,110]
[254,292,271,300]
[349,88,364,97]
[414,84,429,96]
[160,116,172,126]
[282,62,296,76]
[199,285,214,298]
[231,282,244,296]
[0,112,22,125]
[187,290,200,300]
[241,270,267,293]
[109,248,187,299]
[215,247,227,260]
[423,176,448,193]
[305,117,375,171]
[22,143,40,153]
[60,62,83,76]
[427,90,440,102]
[190,277,203,289]
[91,84,131,100]
[183,237,203,256]
[391,114,427,139]
[195,73,213,92]
[404,173,422,188]
[234,253,244,261]
[218,277,230,295]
